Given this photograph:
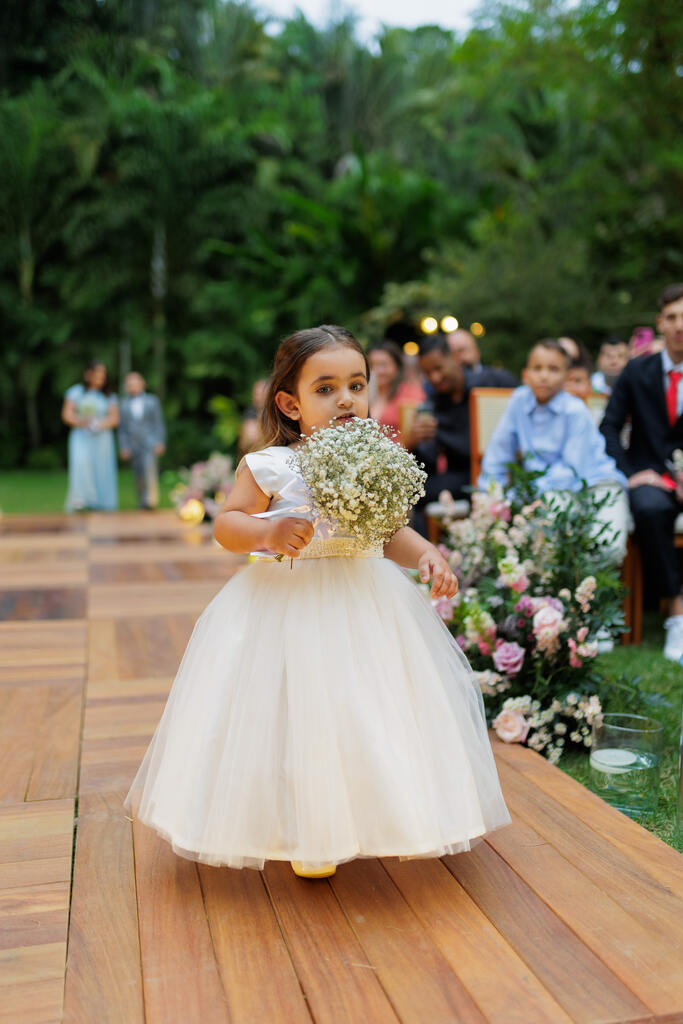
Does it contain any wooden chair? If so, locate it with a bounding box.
[424,387,514,544]
[623,513,683,646]
[469,387,515,485]
[585,390,609,427]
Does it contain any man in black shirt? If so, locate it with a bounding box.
[409,334,516,529]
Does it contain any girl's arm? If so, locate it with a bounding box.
[214,466,313,556]
[384,526,457,598]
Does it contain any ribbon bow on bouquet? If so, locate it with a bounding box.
[249,476,337,561]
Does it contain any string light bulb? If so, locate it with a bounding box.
[420,316,438,334]
[440,316,458,333]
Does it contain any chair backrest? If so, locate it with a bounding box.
[469,387,515,484]
[585,390,608,427]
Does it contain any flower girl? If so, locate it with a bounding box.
[126,325,509,877]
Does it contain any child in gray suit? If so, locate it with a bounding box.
[119,372,166,509]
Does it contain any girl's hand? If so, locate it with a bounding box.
[418,547,458,599]
[266,517,314,558]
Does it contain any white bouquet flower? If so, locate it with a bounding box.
[294,418,426,546]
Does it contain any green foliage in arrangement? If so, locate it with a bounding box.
[1,0,682,466]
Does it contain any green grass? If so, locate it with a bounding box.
[0,469,175,515]
[1,471,681,848]
[560,612,683,850]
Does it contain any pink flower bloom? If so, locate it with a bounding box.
[478,640,491,656]
[489,501,511,522]
[492,709,530,743]
[515,595,534,616]
[568,638,582,668]
[517,618,527,628]
[492,641,526,676]
[510,574,530,593]
[433,596,454,622]
[576,626,588,642]
[533,605,564,634]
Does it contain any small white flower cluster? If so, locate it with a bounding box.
[295,418,426,545]
[493,692,601,764]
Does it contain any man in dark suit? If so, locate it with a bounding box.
[601,283,683,660]
[119,372,166,509]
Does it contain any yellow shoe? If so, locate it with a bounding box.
[291,861,336,879]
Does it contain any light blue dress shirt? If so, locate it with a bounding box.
[478,386,627,492]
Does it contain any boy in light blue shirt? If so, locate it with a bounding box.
[478,339,628,561]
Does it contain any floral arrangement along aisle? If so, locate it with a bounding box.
[170,452,234,522]
[425,468,630,763]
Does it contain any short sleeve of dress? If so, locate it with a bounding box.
[237,449,287,498]
[65,384,83,402]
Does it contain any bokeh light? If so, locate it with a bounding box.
[440,316,459,333]
[420,316,438,334]
[470,322,486,337]
[403,341,420,356]
[179,498,205,524]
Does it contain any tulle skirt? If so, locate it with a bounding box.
[125,556,510,869]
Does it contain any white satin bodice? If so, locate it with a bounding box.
[239,446,383,559]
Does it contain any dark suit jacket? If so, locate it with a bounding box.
[600,352,683,476]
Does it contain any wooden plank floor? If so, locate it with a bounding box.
[1,510,683,1023]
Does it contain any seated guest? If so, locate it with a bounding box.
[479,339,628,563]
[565,359,593,401]
[592,336,629,395]
[601,283,683,660]
[368,340,425,443]
[447,328,517,386]
[410,335,516,530]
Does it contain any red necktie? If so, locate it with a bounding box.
[667,370,682,426]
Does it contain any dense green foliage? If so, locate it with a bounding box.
[1,0,682,468]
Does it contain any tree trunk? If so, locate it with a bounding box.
[150,219,167,398]
[18,222,41,447]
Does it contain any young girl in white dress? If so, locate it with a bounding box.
[126,325,510,877]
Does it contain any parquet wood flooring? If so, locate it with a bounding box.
[1,509,682,1023]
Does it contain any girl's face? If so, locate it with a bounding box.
[276,344,369,437]
[369,349,399,389]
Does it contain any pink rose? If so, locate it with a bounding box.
[492,641,526,676]
[492,709,530,743]
[533,605,564,634]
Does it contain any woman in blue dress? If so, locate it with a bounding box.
[61,362,120,512]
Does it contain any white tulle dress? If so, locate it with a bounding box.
[125,446,510,869]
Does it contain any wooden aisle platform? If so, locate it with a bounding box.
[1,510,683,1024]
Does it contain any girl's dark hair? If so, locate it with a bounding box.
[83,360,111,395]
[261,325,369,447]
[368,339,405,400]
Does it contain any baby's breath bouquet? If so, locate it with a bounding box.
[294,418,426,545]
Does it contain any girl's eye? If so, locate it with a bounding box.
[351,382,366,391]
[317,386,332,394]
